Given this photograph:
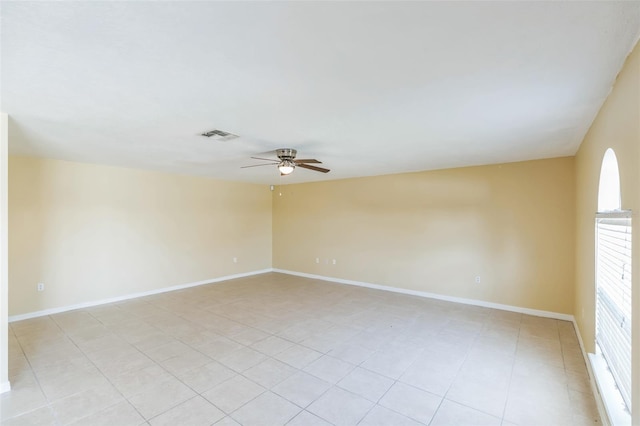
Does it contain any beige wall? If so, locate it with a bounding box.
[575,41,640,420]
[1,114,8,392]
[8,157,272,316]
[273,157,575,314]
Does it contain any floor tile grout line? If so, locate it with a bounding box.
[48,310,150,425]
[5,320,57,424]
[65,306,228,424]
[497,313,524,424]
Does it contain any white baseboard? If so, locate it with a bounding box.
[8,269,273,322]
[273,268,574,321]
[0,381,10,394]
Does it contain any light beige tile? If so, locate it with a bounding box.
[218,346,267,372]
[243,358,297,388]
[358,405,422,426]
[196,337,244,359]
[399,350,463,396]
[516,337,564,368]
[504,392,574,426]
[337,367,394,402]
[520,323,559,340]
[278,319,333,343]
[0,386,48,422]
[4,273,600,426]
[131,333,176,352]
[69,400,145,426]
[91,350,156,376]
[201,375,265,414]
[488,309,522,324]
[250,335,295,356]
[566,369,592,394]
[70,330,124,353]
[142,341,193,362]
[472,333,518,357]
[300,334,342,353]
[158,350,211,375]
[149,396,224,426]
[0,405,56,426]
[327,342,374,365]
[569,389,600,423]
[511,357,566,387]
[307,387,374,426]
[109,364,173,398]
[521,315,558,328]
[84,343,139,363]
[230,392,300,426]
[230,327,270,345]
[128,377,196,419]
[272,371,331,408]
[28,353,93,377]
[4,368,39,393]
[176,361,236,393]
[274,344,323,369]
[50,383,124,425]
[564,353,588,373]
[378,382,441,424]
[253,318,292,335]
[430,399,501,426]
[445,372,510,418]
[348,331,389,351]
[304,355,355,384]
[204,316,248,336]
[286,410,332,426]
[574,413,601,426]
[40,370,112,403]
[213,416,241,426]
[173,329,221,347]
[360,343,422,380]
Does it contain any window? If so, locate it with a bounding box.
[595,149,632,413]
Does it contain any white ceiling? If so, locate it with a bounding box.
[2,1,639,185]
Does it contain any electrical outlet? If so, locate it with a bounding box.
[332,259,337,265]
[37,283,44,292]
[315,258,320,264]
[475,276,481,284]
[233,257,238,263]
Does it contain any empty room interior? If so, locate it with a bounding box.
[1,2,640,426]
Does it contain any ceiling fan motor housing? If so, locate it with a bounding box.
[276,148,297,160]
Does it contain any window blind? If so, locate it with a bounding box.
[595,212,632,411]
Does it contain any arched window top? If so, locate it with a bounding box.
[598,148,621,212]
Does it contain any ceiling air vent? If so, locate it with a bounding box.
[201,129,239,141]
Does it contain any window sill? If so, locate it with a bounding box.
[588,352,631,426]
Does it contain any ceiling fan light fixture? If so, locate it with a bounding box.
[278,160,295,175]
[241,148,329,174]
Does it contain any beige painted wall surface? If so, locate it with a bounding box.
[273,157,575,314]
[9,156,272,316]
[575,41,640,420]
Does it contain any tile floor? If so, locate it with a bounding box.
[2,273,600,425]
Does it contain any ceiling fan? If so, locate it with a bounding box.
[241,148,330,175]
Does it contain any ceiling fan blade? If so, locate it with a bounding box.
[250,157,279,162]
[297,163,330,173]
[241,163,275,168]
[294,159,322,164]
